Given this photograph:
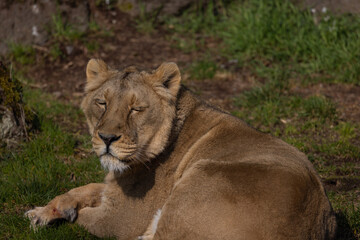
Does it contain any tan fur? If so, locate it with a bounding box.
[26,59,337,239]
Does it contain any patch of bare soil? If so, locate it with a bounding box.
[324,178,360,193]
[291,0,360,14]
[184,71,254,111]
[26,7,197,105]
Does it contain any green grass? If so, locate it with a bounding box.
[85,41,100,54]
[164,3,217,52]
[0,87,108,239]
[8,43,36,65]
[189,59,218,80]
[49,43,63,60]
[135,2,161,34]
[47,16,111,60]
[220,0,360,84]
[51,13,84,42]
[166,0,360,85]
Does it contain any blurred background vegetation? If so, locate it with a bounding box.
[0,0,359,239]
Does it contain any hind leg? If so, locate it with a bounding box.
[139,160,278,240]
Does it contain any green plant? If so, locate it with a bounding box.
[85,41,100,53]
[301,95,337,121]
[167,0,360,84]
[135,2,162,34]
[51,13,84,42]
[189,59,218,80]
[49,43,63,60]
[164,1,221,51]
[89,20,101,32]
[218,0,360,84]
[336,122,357,140]
[8,43,36,65]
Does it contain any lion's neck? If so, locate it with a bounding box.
[170,86,200,140]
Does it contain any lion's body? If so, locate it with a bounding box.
[26,60,336,239]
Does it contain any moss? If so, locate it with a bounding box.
[0,62,22,107]
[0,61,38,137]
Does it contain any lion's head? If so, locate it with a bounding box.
[81,59,181,172]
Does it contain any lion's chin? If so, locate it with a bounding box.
[100,154,130,173]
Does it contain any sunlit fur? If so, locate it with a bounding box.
[100,154,129,173]
[81,61,180,174]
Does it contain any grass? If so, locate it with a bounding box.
[0,86,108,239]
[49,43,63,60]
[189,59,218,80]
[135,2,162,34]
[219,0,360,84]
[51,13,84,42]
[8,43,36,65]
[85,41,100,54]
[166,0,360,85]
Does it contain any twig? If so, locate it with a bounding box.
[32,45,49,53]
[18,103,28,139]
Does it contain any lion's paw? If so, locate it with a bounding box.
[25,206,77,230]
[25,207,53,230]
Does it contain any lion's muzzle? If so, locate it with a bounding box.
[98,132,121,151]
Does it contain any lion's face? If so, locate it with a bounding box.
[81,59,181,172]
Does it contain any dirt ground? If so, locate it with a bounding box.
[26,8,192,101]
[24,6,256,110]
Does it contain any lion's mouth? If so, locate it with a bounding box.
[101,152,133,164]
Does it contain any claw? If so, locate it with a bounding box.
[24,207,50,231]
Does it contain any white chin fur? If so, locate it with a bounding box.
[100,154,130,173]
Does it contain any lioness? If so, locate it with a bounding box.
[26,59,337,239]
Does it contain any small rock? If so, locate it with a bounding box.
[53,91,62,99]
[32,26,39,37]
[31,4,40,14]
[65,46,74,55]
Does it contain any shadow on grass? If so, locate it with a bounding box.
[336,211,357,240]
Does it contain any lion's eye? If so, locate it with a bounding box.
[131,107,142,113]
[130,106,146,113]
[95,99,106,108]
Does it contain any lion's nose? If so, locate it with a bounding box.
[98,132,121,147]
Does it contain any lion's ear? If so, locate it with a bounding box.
[85,59,113,92]
[151,62,181,99]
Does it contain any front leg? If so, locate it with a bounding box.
[25,183,105,229]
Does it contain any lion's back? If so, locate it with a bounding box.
[155,157,336,240]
